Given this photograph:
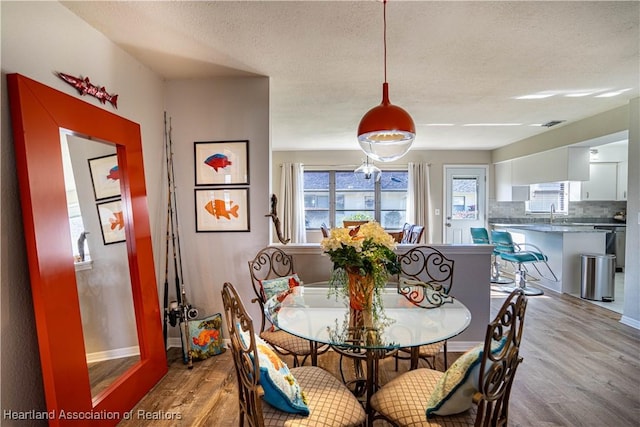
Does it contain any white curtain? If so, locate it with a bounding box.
[407,162,433,243]
[280,163,307,243]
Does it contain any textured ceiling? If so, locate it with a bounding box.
[62,1,639,152]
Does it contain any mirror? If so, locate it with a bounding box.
[8,73,166,424]
[62,135,140,400]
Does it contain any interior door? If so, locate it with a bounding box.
[444,166,487,244]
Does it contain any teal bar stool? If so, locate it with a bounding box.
[470,227,513,285]
[490,230,558,296]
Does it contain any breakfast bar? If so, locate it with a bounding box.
[492,224,608,295]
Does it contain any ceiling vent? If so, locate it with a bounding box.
[541,120,565,128]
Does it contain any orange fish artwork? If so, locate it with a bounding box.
[109,211,125,230]
[204,199,240,220]
[192,329,220,348]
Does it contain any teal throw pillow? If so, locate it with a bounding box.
[188,313,226,360]
[238,327,309,415]
[426,336,507,418]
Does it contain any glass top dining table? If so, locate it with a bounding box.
[265,285,472,353]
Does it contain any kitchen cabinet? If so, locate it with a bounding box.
[581,163,617,201]
[510,147,589,186]
[495,161,529,201]
[617,161,628,200]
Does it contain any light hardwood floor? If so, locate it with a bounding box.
[118,289,640,426]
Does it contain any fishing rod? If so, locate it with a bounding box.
[162,115,172,350]
[163,112,197,368]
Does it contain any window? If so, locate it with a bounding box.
[451,177,478,220]
[303,170,408,230]
[526,182,568,214]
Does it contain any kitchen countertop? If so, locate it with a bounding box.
[489,218,626,227]
[492,224,609,233]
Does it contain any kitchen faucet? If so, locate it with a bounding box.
[550,203,556,224]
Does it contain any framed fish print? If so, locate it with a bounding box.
[194,188,250,232]
[88,153,121,201]
[96,199,126,244]
[194,140,249,186]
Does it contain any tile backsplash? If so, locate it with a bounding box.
[489,200,627,223]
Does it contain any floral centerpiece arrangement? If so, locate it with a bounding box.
[320,221,401,324]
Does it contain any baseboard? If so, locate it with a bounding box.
[167,337,183,349]
[620,315,640,330]
[86,345,140,364]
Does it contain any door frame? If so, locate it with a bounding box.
[442,164,489,244]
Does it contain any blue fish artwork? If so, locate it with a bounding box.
[204,153,232,172]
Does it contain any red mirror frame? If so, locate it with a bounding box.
[7,73,166,426]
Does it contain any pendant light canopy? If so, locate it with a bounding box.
[354,157,382,182]
[358,0,415,162]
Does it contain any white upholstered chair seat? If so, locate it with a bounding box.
[262,366,366,426]
[370,368,476,427]
[260,329,314,356]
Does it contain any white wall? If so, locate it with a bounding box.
[622,97,639,328]
[163,78,271,335]
[1,2,165,421]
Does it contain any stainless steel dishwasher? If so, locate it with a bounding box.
[594,226,626,271]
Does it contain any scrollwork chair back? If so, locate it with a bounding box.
[475,288,527,426]
[397,245,454,296]
[221,282,265,427]
[248,247,295,332]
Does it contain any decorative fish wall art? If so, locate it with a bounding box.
[204,153,232,172]
[204,199,239,220]
[57,72,119,108]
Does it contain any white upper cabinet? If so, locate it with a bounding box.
[511,147,589,186]
[494,161,529,201]
[580,163,618,201]
[617,161,628,200]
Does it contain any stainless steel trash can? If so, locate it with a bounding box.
[580,254,616,301]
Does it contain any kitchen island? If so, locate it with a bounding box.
[492,224,608,295]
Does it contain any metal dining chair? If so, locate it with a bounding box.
[248,247,320,366]
[394,245,455,370]
[470,227,514,285]
[407,225,425,243]
[221,282,367,427]
[399,222,414,243]
[491,230,559,296]
[370,288,528,427]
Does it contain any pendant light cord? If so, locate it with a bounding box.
[383,0,387,84]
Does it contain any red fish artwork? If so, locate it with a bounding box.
[106,165,119,181]
[204,153,232,172]
[57,72,119,108]
[109,211,125,230]
[204,199,239,220]
[192,329,220,348]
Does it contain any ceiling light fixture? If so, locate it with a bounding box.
[354,157,382,182]
[357,0,415,163]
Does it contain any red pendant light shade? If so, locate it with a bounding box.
[357,0,415,162]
